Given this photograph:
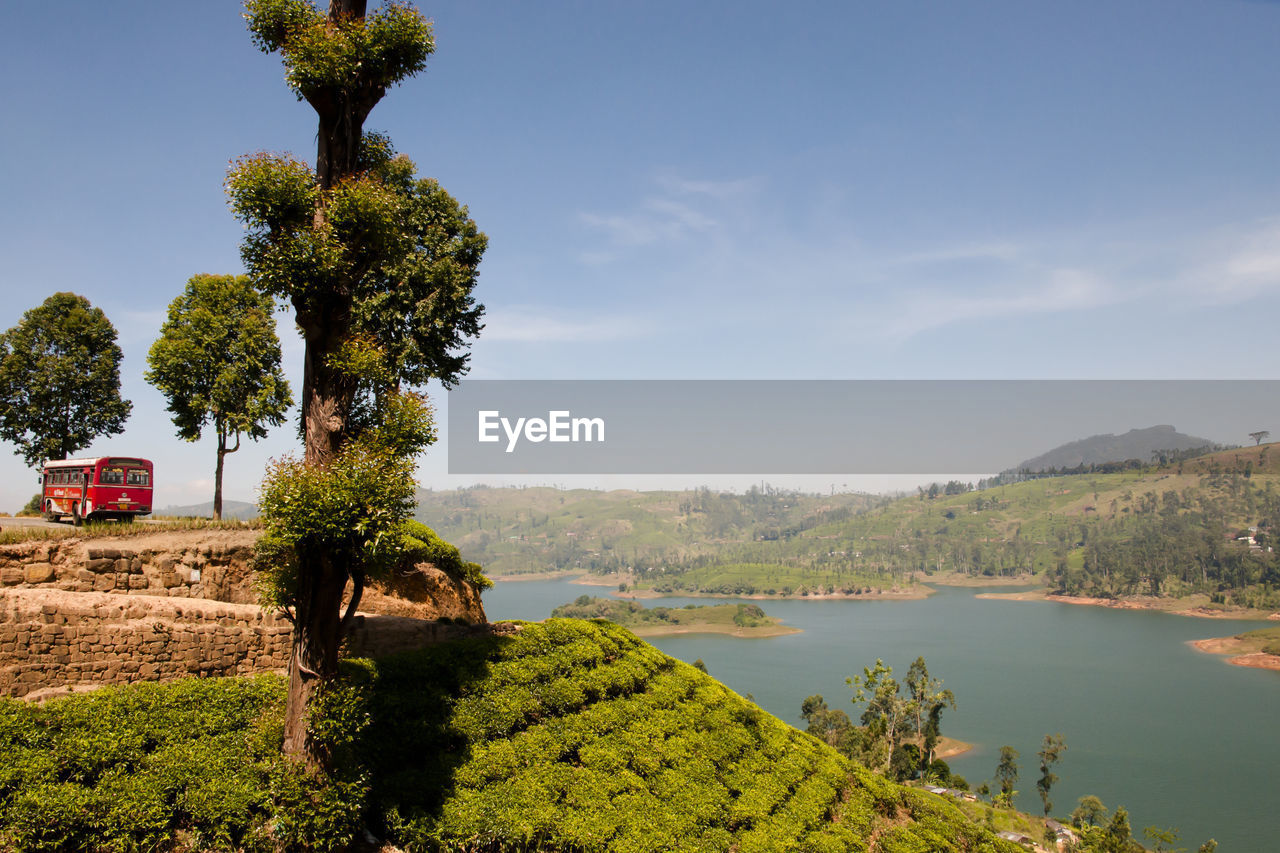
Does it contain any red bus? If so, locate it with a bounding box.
[39,457,154,525]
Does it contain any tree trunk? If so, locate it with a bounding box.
[213,425,241,522]
[282,550,350,763]
[277,0,427,768]
[213,426,224,522]
[280,0,385,766]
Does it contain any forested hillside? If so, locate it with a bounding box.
[421,445,1280,609]
[415,486,880,580]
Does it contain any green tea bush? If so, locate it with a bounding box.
[0,619,1017,852]
[0,676,283,851]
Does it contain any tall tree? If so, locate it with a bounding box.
[904,656,955,770]
[1035,733,1066,816]
[0,292,132,466]
[229,0,485,766]
[994,745,1019,806]
[145,274,293,520]
[1249,430,1269,446]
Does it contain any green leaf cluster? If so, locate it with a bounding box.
[0,292,131,466]
[227,137,485,393]
[255,400,429,610]
[400,519,492,590]
[245,0,433,103]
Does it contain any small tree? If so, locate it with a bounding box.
[1072,794,1108,828]
[0,292,131,466]
[1036,733,1066,815]
[1143,825,1184,853]
[994,745,1019,806]
[1249,430,1269,446]
[146,274,292,520]
[848,659,908,773]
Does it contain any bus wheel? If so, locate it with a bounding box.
[72,504,83,527]
[44,502,59,523]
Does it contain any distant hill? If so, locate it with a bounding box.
[157,499,258,520]
[1012,424,1220,473]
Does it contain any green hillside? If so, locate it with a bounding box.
[0,620,1018,852]
[424,445,1280,609]
[415,485,879,580]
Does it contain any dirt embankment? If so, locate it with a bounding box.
[0,527,487,623]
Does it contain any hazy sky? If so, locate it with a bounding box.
[3,1,1280,512]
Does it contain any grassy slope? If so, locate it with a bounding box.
[0,620,1018,853]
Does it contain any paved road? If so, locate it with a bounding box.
[0,516,70,532]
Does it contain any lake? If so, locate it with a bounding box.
[483,579,1277,851]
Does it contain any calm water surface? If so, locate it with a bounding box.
[483,579,1276,851]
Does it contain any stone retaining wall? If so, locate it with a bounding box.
[0,531,259,603]
[0,589,491,699]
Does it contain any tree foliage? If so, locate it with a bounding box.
[146,274,292,519]
[1036,733,1066,816]
[0,293,131,466]
[255,392,436,621]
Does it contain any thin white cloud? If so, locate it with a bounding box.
[578,172,758,252]
[883,241,1025,268]
[871,268,1117,340]
[655,173,762,200]
[579,198,717,248]
[1196,219,1280,303]
[482,309,650,344]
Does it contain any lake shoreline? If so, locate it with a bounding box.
[977,588,1279,621]
[629,622,801,639]
[490,571,932,600]
[1189,635,1280,672]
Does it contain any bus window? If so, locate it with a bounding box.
[126,469,150,486]
[100,467,124,485]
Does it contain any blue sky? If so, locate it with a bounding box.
[3,1,1280,512]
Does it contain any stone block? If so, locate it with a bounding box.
[24,563,55,584]
[1,568,22,586]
